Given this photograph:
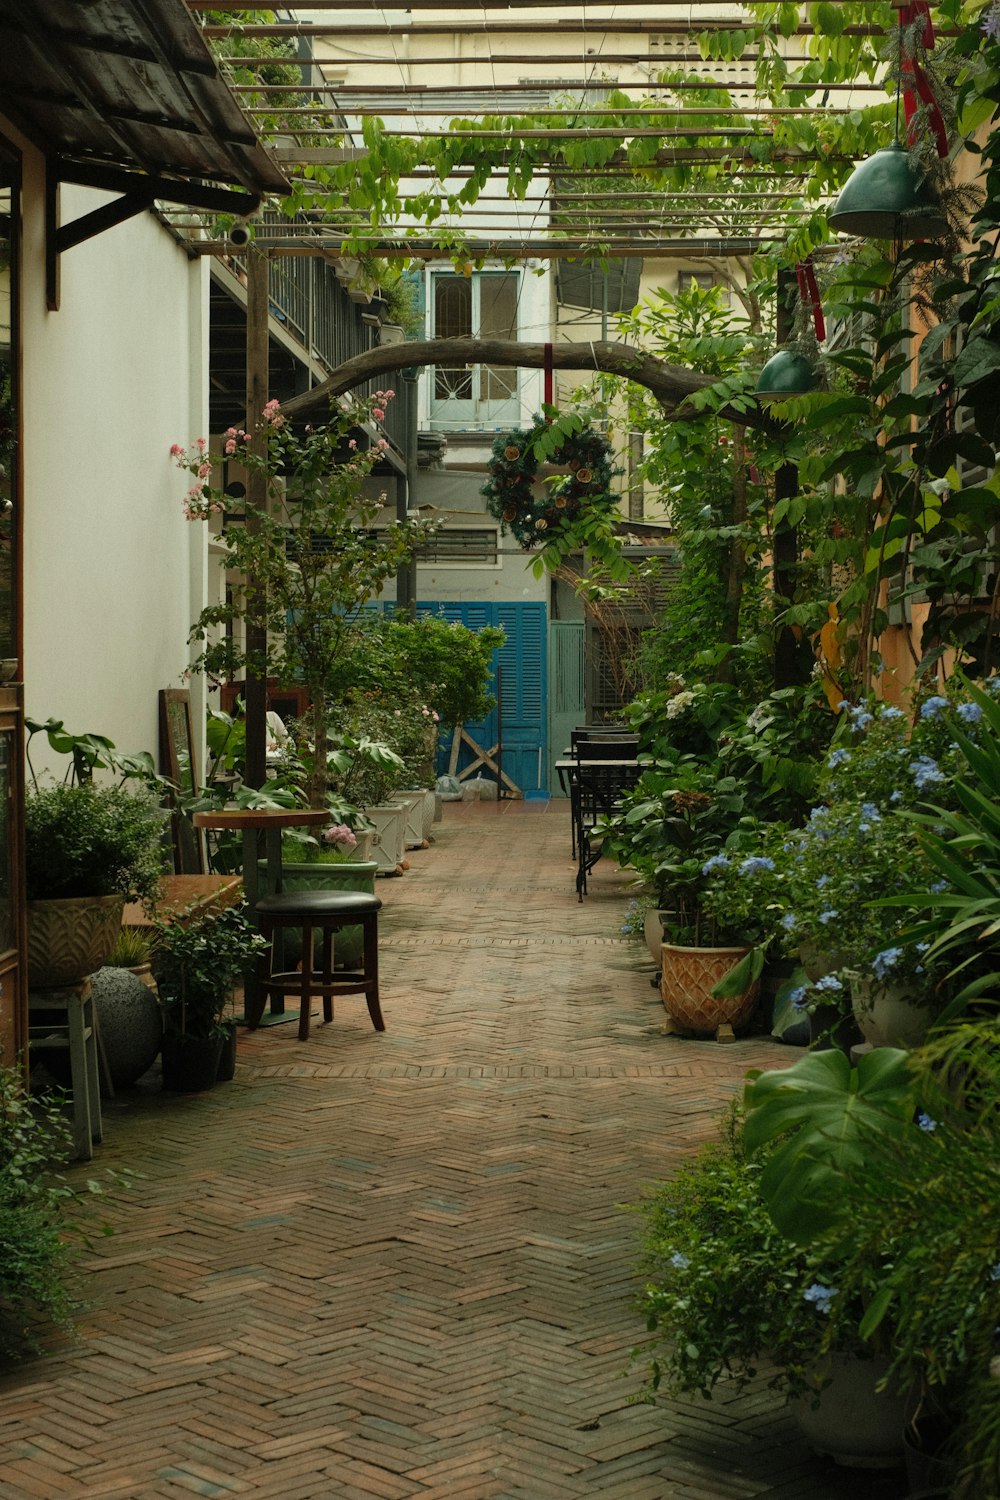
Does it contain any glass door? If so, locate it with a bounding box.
[429,270,520,431]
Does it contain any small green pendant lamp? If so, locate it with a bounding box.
[828,141,947,240]
[755,348,818,400]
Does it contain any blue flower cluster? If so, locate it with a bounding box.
[872,946,903,980]
[803,1282,837,1314]
[701,854,730,876]
[910,756,945,791]
[920,695,949,720]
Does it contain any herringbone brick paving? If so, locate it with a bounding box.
[1,803,906,1500]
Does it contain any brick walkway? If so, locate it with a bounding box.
[1,803,903,1500]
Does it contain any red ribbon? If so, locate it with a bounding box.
[898,2,948,159]
[900,1,935,52]
[901,55,949,159]
[795,257,826,343]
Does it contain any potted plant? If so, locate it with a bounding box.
[743,1030,1000,1490]
[23,717,168,989]
[152,902,268,1092]
[635,1101,910,1468]
[604,768,764,1036]
[174,393,435,809]
[25,782,166,990]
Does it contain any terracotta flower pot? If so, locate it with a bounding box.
[659,941,761,1038]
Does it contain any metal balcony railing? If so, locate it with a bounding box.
[264,236,406,454]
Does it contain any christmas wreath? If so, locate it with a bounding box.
[482,418,617,552]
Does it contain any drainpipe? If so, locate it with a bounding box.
[397,365,420,615]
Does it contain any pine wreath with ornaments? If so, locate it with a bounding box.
[482,418,617,552]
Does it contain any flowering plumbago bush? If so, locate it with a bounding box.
[601,767,759,943]
[172,393,437,807]
[820,679,999,814]
[636,1106,888,1404]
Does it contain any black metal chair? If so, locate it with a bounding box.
[567,736,639,860]
[574,759,643,899]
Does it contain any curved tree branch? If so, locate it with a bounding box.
[280,337,774,430]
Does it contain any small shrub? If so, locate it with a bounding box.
[0,1066,100,1360]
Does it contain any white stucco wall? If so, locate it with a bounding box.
[15,146,210,781]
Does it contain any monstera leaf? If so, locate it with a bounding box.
[742,1048,915,1243]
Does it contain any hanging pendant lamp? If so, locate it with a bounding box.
[755,349,818,399]
[828,141,947,240]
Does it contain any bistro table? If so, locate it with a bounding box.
[192,807,330,1023]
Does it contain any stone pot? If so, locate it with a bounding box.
[798,939,852,983]
[391,791,425,850]
[27,894,126,989]
[643,907,670,965]
[659,941,761,1037]
[790,1352,910,1469]
[851,977,934,1049]
[90,966,163,1090]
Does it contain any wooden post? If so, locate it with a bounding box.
[244,247,269,790]
[773,267,801,690]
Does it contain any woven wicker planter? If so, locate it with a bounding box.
[659,941,761,1037]
[27,894,126,989]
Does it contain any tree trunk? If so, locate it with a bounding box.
[718,426,749,683]
[279,338,779,433]
[307,692,328,810]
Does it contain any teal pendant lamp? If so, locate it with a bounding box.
[755,349,817,400]
[828,141,947,240]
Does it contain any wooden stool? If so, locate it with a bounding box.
[250,889,385,1041]
[28,981,103,1161]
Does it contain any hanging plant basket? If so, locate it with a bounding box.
[482,418,618,552]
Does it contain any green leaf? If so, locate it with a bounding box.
[743,1049,915,1242]
[710,944,765,999]
[951,337,1000,388]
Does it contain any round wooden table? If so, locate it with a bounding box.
[192,807,329,907]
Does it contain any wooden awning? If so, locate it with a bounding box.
[0,0,289,207]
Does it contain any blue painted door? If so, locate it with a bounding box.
[419,601,548,794]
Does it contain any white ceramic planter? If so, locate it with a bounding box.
[362,803,406,872]
[391,791,425,850]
